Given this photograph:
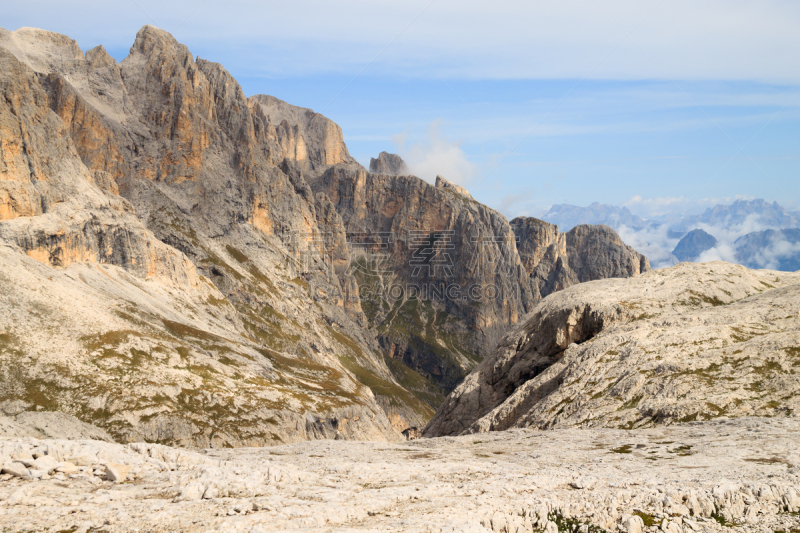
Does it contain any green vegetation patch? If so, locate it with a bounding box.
[681,291,726,307]
[225,245,249,263]
[383,354,445,408]
[548,511,608,533]
[633,512,658,528]
[668,444,693,456]
[162,319,225,343]
[710,510,730,527]
[621,394,643,410]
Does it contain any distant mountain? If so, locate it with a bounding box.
[670,199,800,236]
[734,229,800,272]
[672,229,718,262]
[542,202,651,231]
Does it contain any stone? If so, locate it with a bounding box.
[623,515,644,533]
[28,469,46,479]
[31,455,60,472]
[56,462,78,474]
[174,482,205,502]
[1,462,31,479]
[202,485,220,499]
[0,423,799,530]
[104,464,127,483]
[67,455,96,467]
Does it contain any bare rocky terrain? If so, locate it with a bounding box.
[511,217,650,301]
[1,417,799,532]
[426,262,800,437]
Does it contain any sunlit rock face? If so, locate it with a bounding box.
[425,261,800,437]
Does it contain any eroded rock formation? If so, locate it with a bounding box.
[311,167,537,393]
[425,261,800,436]
[512,217,651,300]
[369,151,408,176]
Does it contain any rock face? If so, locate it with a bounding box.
[435,175,472,198]
[673,229,719,261]
[425,262,800,437]
[311,167,538,394]
[0,412,114,441]
[512,217,651,300]
[369,151,408,175]
[311,176,651,401]
[0,24,431,446]
[248,94,357,173]
[2,418,800,531]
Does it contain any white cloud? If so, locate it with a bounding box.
[616,223,680,269]
[395,121,476,186]
[617,212,800,270]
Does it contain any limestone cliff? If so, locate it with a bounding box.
[0,25,430,446]
[435,175,472,199]
[248,94,357,174]
[511,217,651,300]
[311,167,538,395]
[425,262,800,436]
[311,175,650,403]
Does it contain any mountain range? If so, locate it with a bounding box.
[543,199,800,270]
[0,25,652,446]
[2,24,799,533]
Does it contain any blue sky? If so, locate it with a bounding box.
[4,0,799,219]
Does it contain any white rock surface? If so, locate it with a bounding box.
[1,417,799,532]
[426,262,800,437]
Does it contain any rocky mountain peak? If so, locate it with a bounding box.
[369,151,408,175]
[672,228,718,262]
[511,217,650,300]
[85,44,116,67]
[0,27,83,74]
[1,23,657,448]
[248,94,356,172]
[129,24,189,60]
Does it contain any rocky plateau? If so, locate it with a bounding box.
[1,417,800,532]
